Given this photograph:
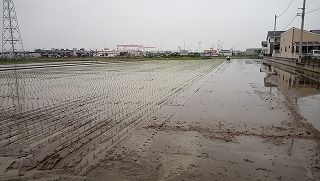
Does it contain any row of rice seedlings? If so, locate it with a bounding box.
[0,60,222,173]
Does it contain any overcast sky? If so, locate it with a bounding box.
[3,0,320,51]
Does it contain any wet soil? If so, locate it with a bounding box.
[88,59,320,181]
[0,59,319,180]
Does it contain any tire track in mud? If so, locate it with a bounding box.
[0,93,105,144]
[0,60,223,177]
[33,61,214,172]
[71,60,222,175]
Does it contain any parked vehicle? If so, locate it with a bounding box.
[307,50,320,58]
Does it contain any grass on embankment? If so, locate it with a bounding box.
[0,56,262,65]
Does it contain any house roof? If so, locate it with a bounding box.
[310,30,320,34]
[203,50,217,53]
[266,31,285,39]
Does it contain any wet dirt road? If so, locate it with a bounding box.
[88,59,320,181]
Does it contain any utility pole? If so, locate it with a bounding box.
[298,0,306,63]
[273,15,277,57]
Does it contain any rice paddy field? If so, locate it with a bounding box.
[0,59,319,181]
[0,60,223,180]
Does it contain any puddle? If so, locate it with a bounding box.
[161,59,290,126]
[262,62,320,131]
[298,95,320,131]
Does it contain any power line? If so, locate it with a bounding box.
[307,4,320,10]
[282,15,298,30]
[286,9,299,21]
[307,1,320,11]
[307,2,320,9]
[278,9,298,29]
[306,0,318,6]
[278,0,294,17]
[306,7,320,13]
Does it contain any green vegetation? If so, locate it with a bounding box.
[0,56,261,64]
[0,57,98,64]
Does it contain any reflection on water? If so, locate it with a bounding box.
[262,62,320,131]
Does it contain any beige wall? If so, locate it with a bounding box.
[280,28,320,58]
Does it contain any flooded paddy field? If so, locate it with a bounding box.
[0,59,319,180]
[0,60,222,180]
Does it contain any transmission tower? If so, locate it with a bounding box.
[2,0,25,59]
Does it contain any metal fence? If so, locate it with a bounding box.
[301,56,320,68]
[270,53,320,68]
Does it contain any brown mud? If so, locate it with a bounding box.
[0,59,319,180]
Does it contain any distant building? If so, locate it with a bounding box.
[131,51,143,57]
[26,52,41,59]
[232,50,243,56]
[179,50,189,56]
[266,31,285,56]
[114,49,143,57]
[246,48,262,56]
[0,51,40,59]
[218,50,232,56]
[35,49,77,58]
[203,50,218,57]
[279,27,320,58]
[35,49,58,58]
[96,48,115,57]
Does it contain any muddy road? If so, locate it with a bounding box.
[0,59,319,180]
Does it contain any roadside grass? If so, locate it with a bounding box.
[0,56,261,64]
